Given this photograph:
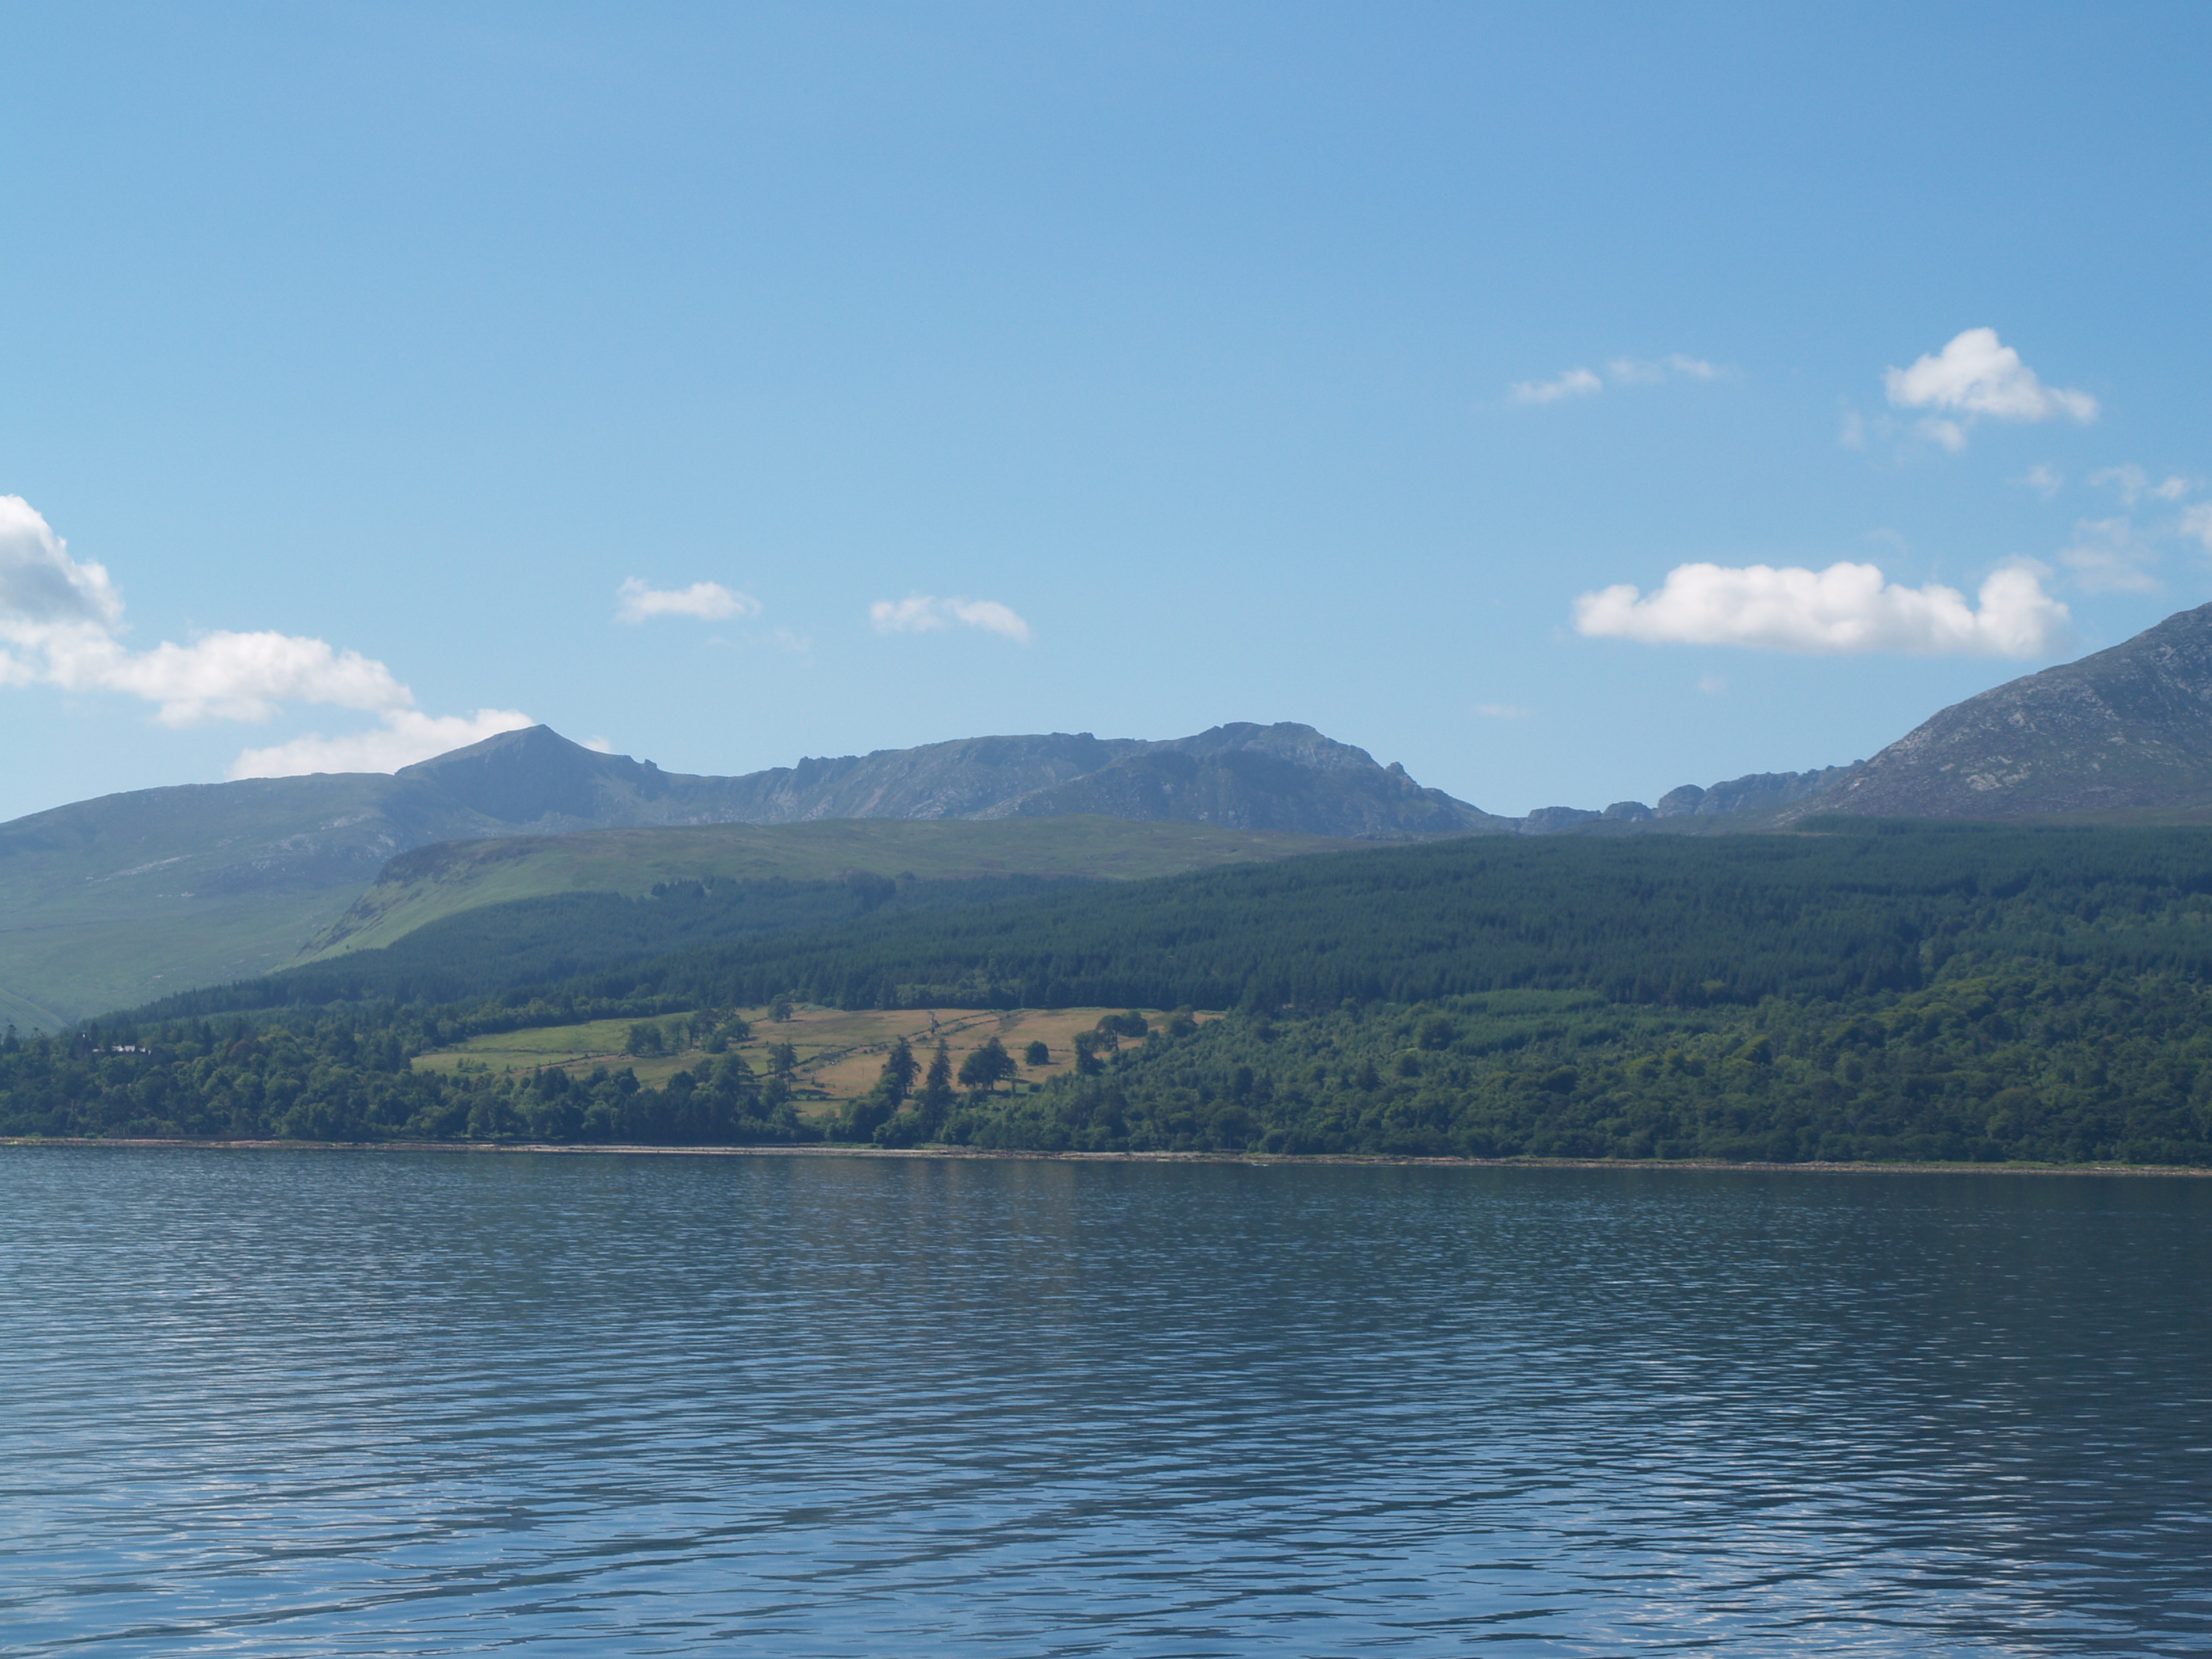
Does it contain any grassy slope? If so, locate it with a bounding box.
[301,817,1358,962]
[0,890,356,1031]
[0,774,428,1029]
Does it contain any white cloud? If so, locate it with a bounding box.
[1,495,412,724]
[1509,367,1602,405]
[2,495,530,776]
[0,495,123,628]
[2017,464,2065,499]
[2089,464,2190,506]
[79,630,410,726]
[228,708,537,779]
[2181,504,2212,552]
[1573,559,2068,658]
[2057,516,2160,594]
[615,577,758,623]
[582,735,617,754]
[869,594,1031,642]
[1883,328,2098,448]
[1473,703,1528,719]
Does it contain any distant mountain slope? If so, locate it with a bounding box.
[398,720,1512,837]
[0,720,1493,1023]
[0,772,510,1028]
[393,726,1155,827]
[1004,725,1500,836]
[1776,602,2212,823]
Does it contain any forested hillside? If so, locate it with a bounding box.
[936,966,2212,1164]
[165,818,2212,1021]
[214,873,1078,1010]
[9,821,2212,1165]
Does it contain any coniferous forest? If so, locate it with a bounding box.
[9,820,2212,1164]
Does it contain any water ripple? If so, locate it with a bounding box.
[1,1150,2207,1655]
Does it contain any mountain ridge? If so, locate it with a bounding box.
[22,597,2212,1027]
[1773,601,2212,823]
[392,720,1515,838]
[0,720,1505,1023]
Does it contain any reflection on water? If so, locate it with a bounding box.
[1,1148,2207,1655]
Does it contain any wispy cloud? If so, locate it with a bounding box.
[2181,504,2212,552]
[1884,328,2098,449]
[1605,354,1726,384]
[1697,673,1727,695]
[2088,464,2190,506]
[615,578,760,623]
[869,595,1031,642]
[2057,516,2160,594]
[1,494,529,774]
[1511,354,1729,406]
[2015,463,2065,499]
[1508,367,1601,405]
[1573,559,2068,658]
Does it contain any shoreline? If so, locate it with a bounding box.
[5,1136,2208,1178]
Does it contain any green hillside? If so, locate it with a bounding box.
[0,773,469,1027]
[1,813,1353,1028]
[298,816,1356,962]
[370,817,2212,1017]
[205,875,1076,1010]
[21,821,2212,1166]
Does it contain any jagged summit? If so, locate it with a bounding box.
[402,720,1511,839]
[397,726,670,823]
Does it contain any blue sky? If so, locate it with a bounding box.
[4,2,2210,822]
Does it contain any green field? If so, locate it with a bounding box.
[302,816,1356,961]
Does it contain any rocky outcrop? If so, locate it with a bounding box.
[1776,601,2212,823]
[1519,806,1603,834]
[1001,725,1509,837]
[1655,767,1857,819]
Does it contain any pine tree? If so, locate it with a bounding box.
[880,1037,917,1104]
[918,1039,955,1132]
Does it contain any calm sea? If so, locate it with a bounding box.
[1,1149,2207,1656]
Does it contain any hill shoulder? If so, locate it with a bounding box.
[298,815,1363,962]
